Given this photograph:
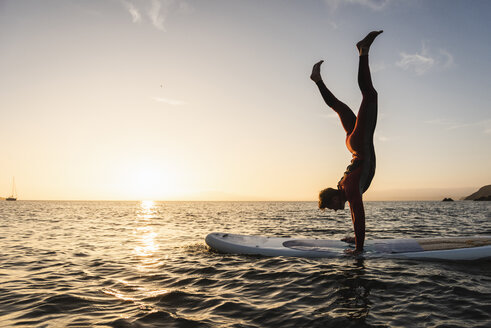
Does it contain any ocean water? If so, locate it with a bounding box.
[1,200,490,328]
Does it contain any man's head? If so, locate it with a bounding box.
[318,187,345,211]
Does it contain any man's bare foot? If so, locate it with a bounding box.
[310,60,324,82]
[356,30,383,55]
[344,248,363,256]
[341,236,355,243]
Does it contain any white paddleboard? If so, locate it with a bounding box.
[205,233,491,260]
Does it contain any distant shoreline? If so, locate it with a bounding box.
[5,185,489,203]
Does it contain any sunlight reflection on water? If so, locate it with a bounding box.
[133,201,161,271]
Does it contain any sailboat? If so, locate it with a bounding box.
[6,177,17,201]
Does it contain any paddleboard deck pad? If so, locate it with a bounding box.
[205,233,491,260]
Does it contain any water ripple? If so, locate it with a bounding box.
[1,201,490,327]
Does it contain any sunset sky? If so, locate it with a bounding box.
[1,0,490,201]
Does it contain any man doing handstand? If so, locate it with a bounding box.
[310,30,383,255]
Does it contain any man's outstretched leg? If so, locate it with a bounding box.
[353,31,383,140]
[357,30,382,97]
[351,30,382,192]
[311,60,356,134]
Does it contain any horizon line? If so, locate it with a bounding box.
[1,198,472,202]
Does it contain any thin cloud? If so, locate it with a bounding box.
[397,52,435,75]
[397,42,455,75]
[371,62,387,73]
[376,133,399,142]
[350,0,392,10]
[448,120,491,133]
[122,0,141,23]
[377,135,389,142]
[424,118,454,126]
[328,21,339,30]
[397,51,435,75]
[323,0,391,31]
[154,96,186,106]
[425,118,491,135]
[148,0,166,31]
[325,0,392,11]
[120,0,192,31]
[440,49,455,69]
[320,113,339,120]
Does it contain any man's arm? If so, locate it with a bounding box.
[347,194,365,253]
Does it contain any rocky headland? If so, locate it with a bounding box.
[464,185,491,201]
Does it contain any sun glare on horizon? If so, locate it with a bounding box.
[141,200,155,209]
[125,162,182,200]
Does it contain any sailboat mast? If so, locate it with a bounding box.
[6,177,17,201]
[12,177,17,197]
